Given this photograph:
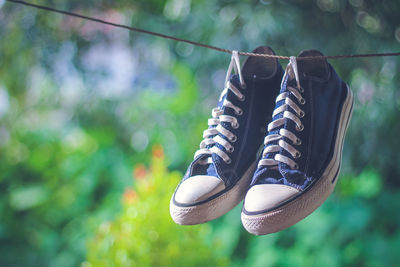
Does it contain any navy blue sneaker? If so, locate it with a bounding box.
[241,50,354,235]
[170,47,284,225]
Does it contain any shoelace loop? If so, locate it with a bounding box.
[194,51,246,165]
[258,57,305,170]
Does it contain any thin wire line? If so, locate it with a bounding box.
[5,0,234,56]
[5,0,400,60]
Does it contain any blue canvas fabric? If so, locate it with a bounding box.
[181,47,284,194]
[251,50,350,191]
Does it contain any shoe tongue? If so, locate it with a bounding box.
[190,158,219,178]
[297,49,329,78]
[242,46,278,78]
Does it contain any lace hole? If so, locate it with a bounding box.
[239,95,245,102]
[296,139,302,145]
[300,98,306,105]
[236,109,243,116]
[299,87,304,93]
[228,147,234,153]
[296,124,304,132]
[294,164,299,170]
[232,122,239,129]
[299,111,305,118]
[230,136,237,143]
[295,152,301,158]
[226,159,232,164]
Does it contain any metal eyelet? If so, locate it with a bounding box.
[299,87,304,93]
[232,122,239,129]
[296,124,304,132]
[230,136,237,143]
[228,147,234,153]
[239,95,246,102]
[299,111,305,118]
[300,98,306,105]
[226,158,232,164]
[295,152,301,158]
[236,109,243,116]
[296,139,302,145]
[294,164,299,170]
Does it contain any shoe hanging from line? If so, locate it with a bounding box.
[241,49,354,235]
[170,46,284,225]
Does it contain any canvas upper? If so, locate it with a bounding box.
[250,50,350,194]
[173,46,284,206]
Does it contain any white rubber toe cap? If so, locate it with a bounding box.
[174,175,225,204]
[244,184,300,212]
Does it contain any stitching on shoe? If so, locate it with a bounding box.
[304,78,313,175]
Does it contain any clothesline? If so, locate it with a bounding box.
[5,0,400,60]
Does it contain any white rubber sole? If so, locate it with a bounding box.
[241,86,354,235]
[170,161,257,225]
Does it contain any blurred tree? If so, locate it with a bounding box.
[0,0,399,266]
[86,146,229,266]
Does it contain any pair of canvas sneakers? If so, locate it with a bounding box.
[169,46,354,235]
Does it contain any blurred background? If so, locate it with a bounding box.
[1,0,400,266]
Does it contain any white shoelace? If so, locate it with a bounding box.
[194,51,246,165]
[258,56,305,170]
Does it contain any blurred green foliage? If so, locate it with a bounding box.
[86,147,228,266]
[0,0,400,266]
